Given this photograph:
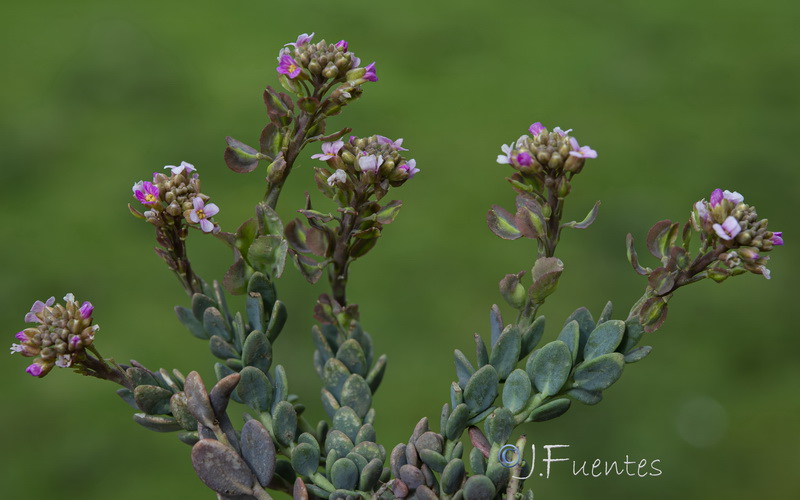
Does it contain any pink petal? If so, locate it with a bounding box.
[203,203,220,217]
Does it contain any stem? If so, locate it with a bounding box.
[79,346,134,390]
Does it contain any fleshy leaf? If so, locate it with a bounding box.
[573,353,624,391]
[562,200,600,229]
[529,340,571,397]
[224,136,261,174]
[487,205,522,240]
[464,365,499,415]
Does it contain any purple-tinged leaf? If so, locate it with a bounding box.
[639,297,669,333]
[298,209,334,223]
[285,219,309,253]
[562,200,601,229]
[290,250,325,284]
[626,234,650,276]
[191,439,255,497]
[224,137,261,173]
[648,267,675,296]
[376,200,403,225]
[487,205,521,240]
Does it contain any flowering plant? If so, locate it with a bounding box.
[8,33,784,500]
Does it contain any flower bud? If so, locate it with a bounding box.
[563,154,585,173]
[322,63,339,79]
[499,273,527,309]
[548,153,563,170]
[556,177,571,198]
[536,151,550,165]
[346,67,367,82]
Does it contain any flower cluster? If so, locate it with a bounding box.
[277,33,377,86]
[692,188,783,279]
[497,122,597,175]
[131,161,221,234]
[311,135,419,198]
[10,294,98,377]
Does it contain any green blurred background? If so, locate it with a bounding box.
[1,0,798,498]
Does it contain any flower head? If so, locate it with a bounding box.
[376,135,408,151]
[286,32,314,48]
[277,54,302,79]
[164,161,196,176]
[363,62,378,82]
[327,169,347,187]
[311,140,345,161]
[568,137,598,158]
[133,181,160,206]
[713,216,742,240]
[358,154,383,173]
[188,198,220,233]
[13,294,98,378]
[529,122,546,136]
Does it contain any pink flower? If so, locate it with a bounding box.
[553,126,572,137]
[568,137,598,159]
[188,198,220,233]
[277,55,302,79]
[376,135,408,151]
[723,190,744,205]
[25,361,49,377]
[336,40,348,51]
[358,154,383,173]
[529,122,546,136]
[285,33,314,48]
[363,62,378,82]
[771,232,784,246]
[311,140,344,161]
[25,297,54,323]
[79,301,94,319]
[164,161,196,176]
[713,216,742,240]
[133,181,160,205]
[516,152,533,166]
[710,189,724,208]
[398,159,420,179]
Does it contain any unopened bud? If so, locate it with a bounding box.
[557,177,571,198]
[563,155,585,173]
[536,151,550,165]
[322,63,339,79]
[499,273,527,309]
[346,67,366,82]
[548,153,563,170]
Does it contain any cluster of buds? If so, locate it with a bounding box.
[130,162,221,234]
[277,33,377,92]
[497,122,597,198]
[489,122,599,257]
[692,188,783,280]
[10,294,98,377]
[311,135,419,201]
